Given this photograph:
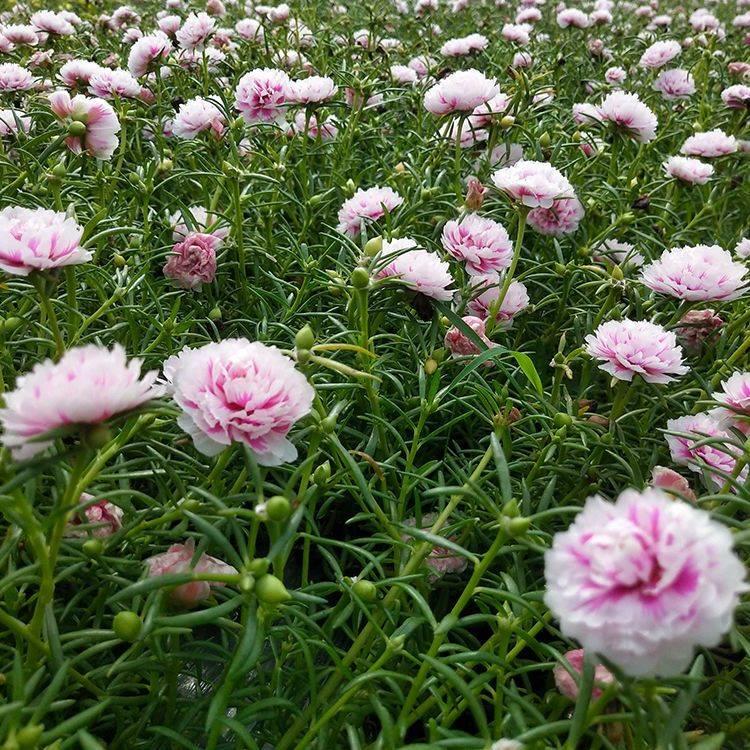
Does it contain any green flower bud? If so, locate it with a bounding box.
[239,574,254,593]
[0,317,22,334]
[82,539,104,557]
[539,131,551,148]
[502,498,520,517]
[208,306,222,322]
[255,574,292,605]
[313,460,331,486]
[424,357,438,375]
[505,516,531,537]
[352,579,377,602]
[114,254,127,268]
[553,412,573,427]
[84,424,112,450]
[266,495,291,523]
[611,264,624,281]
[296,348,311,365]
[51,163,67,179]
[113,611,142,642]
[351,267,370,289]
[16,724,43,750]
[67,121,86,137]
[248,558,269,576]
[295,324,315,351]
[499,115,515,129]
[363,236,383,257]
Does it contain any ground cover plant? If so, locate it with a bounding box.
[0,0,749,747]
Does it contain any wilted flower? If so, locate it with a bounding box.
[163,339,314,464]
[441,213,512,276]
[640,245,747,301]
[585,319,688,383]
[676,309,723,352]
[423,69,499,115]
[0,345,160,460]
[527,196,585,236]
[0,206,90,276]
[235,68,292,124]
[666,413,746,487]
[651,466,697,501]
[163,232,219,290]
[545,487,747,676]
[598,91,658,142]
[146,539,237,608]
[66,494,124,538]
[681,130,738,157]
[464,177,487,210]
[172,97,226,139]
[49,90,121,159]
[663,155,714,184]
[444,315,494,356]
[553,649,615,700]
[403,514,468,581]
[336,186,404,236]
[492,160,574,209]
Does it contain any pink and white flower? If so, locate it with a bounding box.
[289,75,337,104]
[527,196,585,236]
[175,11,215,50]
[722,84,750,109]
[545,487,746,676]
[423,69,499,115]
[598,91,658,142]
[640,245,747,302]
[49,91,121,160]
[639,39,681,68]
[31,11,75,36]
[441,213,512,276]
[651,466,696,502]
[336,186,404,236]
[557,8,590,28]
[0,345,160,460]
[444,315,494,356]
[663,155,714,184]
[376,240,454,301]
[585,319,688,383]
[681,130,738,158]
[235,68,292,124]
[146,539,237,608]
[163,232,220,290]
[653,69,695,100]
[172,97,226,140]
[163,339,315,464]
[59,60,101,89]
[492,160,574,209]
[0,206,90,276]
[127,31,172,78]
[0,109,30,137]
[89,68,141,100]
[0,63,35,92]
[467,278,530,328]
[712,372,750,434]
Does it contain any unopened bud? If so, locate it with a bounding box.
[67,121,86,137]
[363,236,382,257]
[266,495,291,523]
[255,574,292,605]
[351,267,370,289]
[295,324,315,351]
[424,357,438,375]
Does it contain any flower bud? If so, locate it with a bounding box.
[424,357,438,375]
[345,178,357,196]
[351,267,370,289]
[84,424,112,449]
[51,163,67,179]
[266,495,291,523]
[610,264,624,281]
[352,578,377,601]
[539,131,551,148]
[82,539,104,557]
[313,460,331,486]
[499,115,515,129]
[503,498,520,517]
[248,558,269,576]
[67,121,86,137]
[113,611,142,642]
[505,516,531,537]
[295,324,315,351]
[553,412,573,427]
[208,306,222,321]
[255,574,292,604]
[113,253,127,268]
[296,348,311,365]
[16,724,43,750]
[363,236,383,257]
[0,317,22,334]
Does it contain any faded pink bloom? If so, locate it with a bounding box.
[605,66,627,84]
[464,177,487,210]
[557,8,590,28]
[488,143,525,168]
[712,372,750,434]
[336,186,404,236]
[235,18,264,42]
[31,10,75,36]
[128,31,172,78]
[66,494,125,538]
[469,92,510,129]
[287,111,338,141]
[163,339,315,464]
[158,15,182,35]
[344,89,384,110]
[0,109,30,137]
[517,7,542,23]
[572,102,603,127]
[681,129,738,157]
[0,206,90,276]
[444,315,494,356]
[176,11,215,50]
[0,345,160,460]
[376,239,454,301]
[2,25,39,47]
[676,309,723,353]
[441,213,512,276]
[59,60,101,89]
[651,466,697,501]
[502,23,531,44]
[585,319,688,384]
[404,514,468,581]
[163,232,219,290]
[653,68,695,100]
[408,55,433,78]
[598,91,658,142]
[423,69,499,115]
[89,68,141,99]
[492,159,574,209]
[49,91,121,159]
[527,196,585,236]
[170,207,228,241]
[512,51,534,68]
[391,65,418,85]
[554,649,615,700]
[440,33,488,56]
[545,487,746,676]
[721,84,750,109]
[595,239,644,268]
[735,237,750,259]
[728,61,750,76]
[172,97,226,140]
[146,539,237,608]
[640,245,747,302]
[663,155,714,184]
[639,39,681,68]
[235,68,292,124]
[468,277,530,328]
[666,413,746,488]
[289,75,337,104]
[0,63,35,92]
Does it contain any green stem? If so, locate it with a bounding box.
[31,273,65,361]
